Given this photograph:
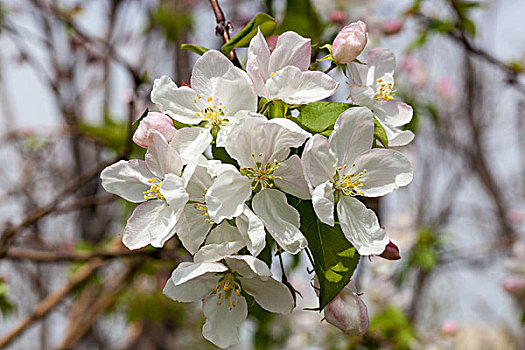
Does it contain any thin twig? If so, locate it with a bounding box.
[208,0,241,66]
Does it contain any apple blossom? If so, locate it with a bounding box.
[247,29,339,104]
[332,21,368,64]
[205,114,312,254]
[163,255,294,348]
[302,107,413,255]
[350,48,415,146]
[100,129,211,249]
[132,112,176,148]
[324,285,369,336]
[150,50,257,145]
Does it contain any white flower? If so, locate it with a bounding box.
[247,29,339,104]
[176,156,266,258]
[349,48,414,147]
[205,114,312,254]
[163,255,294,349]
[151,50,257,146]
[302,107,413,255]
[100,129,211,249]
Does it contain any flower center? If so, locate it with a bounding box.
[334,164,367,196]
[374,78,397,102]
[213,272,242,311]
[143,177,165,200]
[194,95,227,127]
[193,189,213,226]
[240,153,282,191]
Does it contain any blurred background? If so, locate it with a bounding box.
[0,0,524,349]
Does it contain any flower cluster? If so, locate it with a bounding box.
[100,21,414,348]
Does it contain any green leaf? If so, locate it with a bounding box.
[181,43,209,56]
[462,17,477,36]
[0,279,15,316]
[295,200,360,310]
[297,102,352,133]
[132,108,149,128]
[221,13,276,55]
[258,98,288,119]
[373,117,389,148]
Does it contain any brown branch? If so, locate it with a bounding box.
[0,258,106,348]
[208,0,240,66]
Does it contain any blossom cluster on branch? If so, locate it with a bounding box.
[100,18,414,348]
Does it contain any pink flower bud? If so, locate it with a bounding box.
[382,19,403,35]
[133,112,176,148]
[502,276,525,294]
[379,241,401,260]
[332,21,368,64]
[324,287,369,336]
[329,10,348,25]
[441,319,459,335]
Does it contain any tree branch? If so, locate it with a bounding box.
[208,0,240,66]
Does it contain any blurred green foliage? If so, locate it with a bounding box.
[0,279,15,317]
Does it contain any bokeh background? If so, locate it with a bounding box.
[0,0,524,349]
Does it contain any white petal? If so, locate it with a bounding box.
[216,110,261,148]
[374,100,413,127]
[246,29,271,96]
[236,206,266,257]
[302,134,337,188]
[170,127,212,165]
[312,181,335,226]
[205,170,252,222]
[194,222,246,262]
[202,294,247,349]
[349,61,370,86]
[337,196,389,255]
[241,275,294,314]
[351,149,413,197]
[367,48,396,80]
[224,255,272,279]
[274,155,312,200]
[159,173,189,212]
[269,31,311,73]
[329,107,374,168]
[175,203,212,254]
[145,131,183,177]
[184,160,214,201]
[266,66,339,104]
[375,117,415,147]
[191,50,257,116]
[349,84,375,108]
[150,76,203,124]
[163,261,226,302]
[122,201,178,249]
[252,189,307,254]
[100,160,153,203]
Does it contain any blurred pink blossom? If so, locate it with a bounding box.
[437,77,455,100]
[507,209,524,224]
[329,10,348,25]
[382,19,403,35]
[441,319,459,335]
[502,275,525,294]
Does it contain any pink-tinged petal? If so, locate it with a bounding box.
[122,200,179,249]
[274,155,312,200]
[269,31,311,73]
[324,286,369,335]
[145,132,183,177]
[163,261,227,302]
[349,61,370,86]
[337,196,389,255]
[236,206,266,257]
[312,181,335,226]
[170,127,212,165]
[240,275,294,314]
[224,255,272,279]
[150,76,203,124]
[100,159,153,203]
[132,112,176,148]
[247,29,271,95]
[191,50,257,116]
[175,203,212,254]
[159,173,189,211]
[329,107,374,168]
[374,100,413,127]
[266,66,339,104]
[252,189,307,254]
[349,84,375,108]
[202,294,247,349]
[194,222,245,262]
[350,149,413,197]
[332,21,368,64]
[367,48,396,79]
[205,170,252,222]
[302,134,337,188]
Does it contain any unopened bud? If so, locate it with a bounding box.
[381,19,403,35]
[324,287,369,336]
[379,241,401,260]
[133,112,176,148]
[332,21,367,64]
[501,275,525,295]
[265,35,279,53]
